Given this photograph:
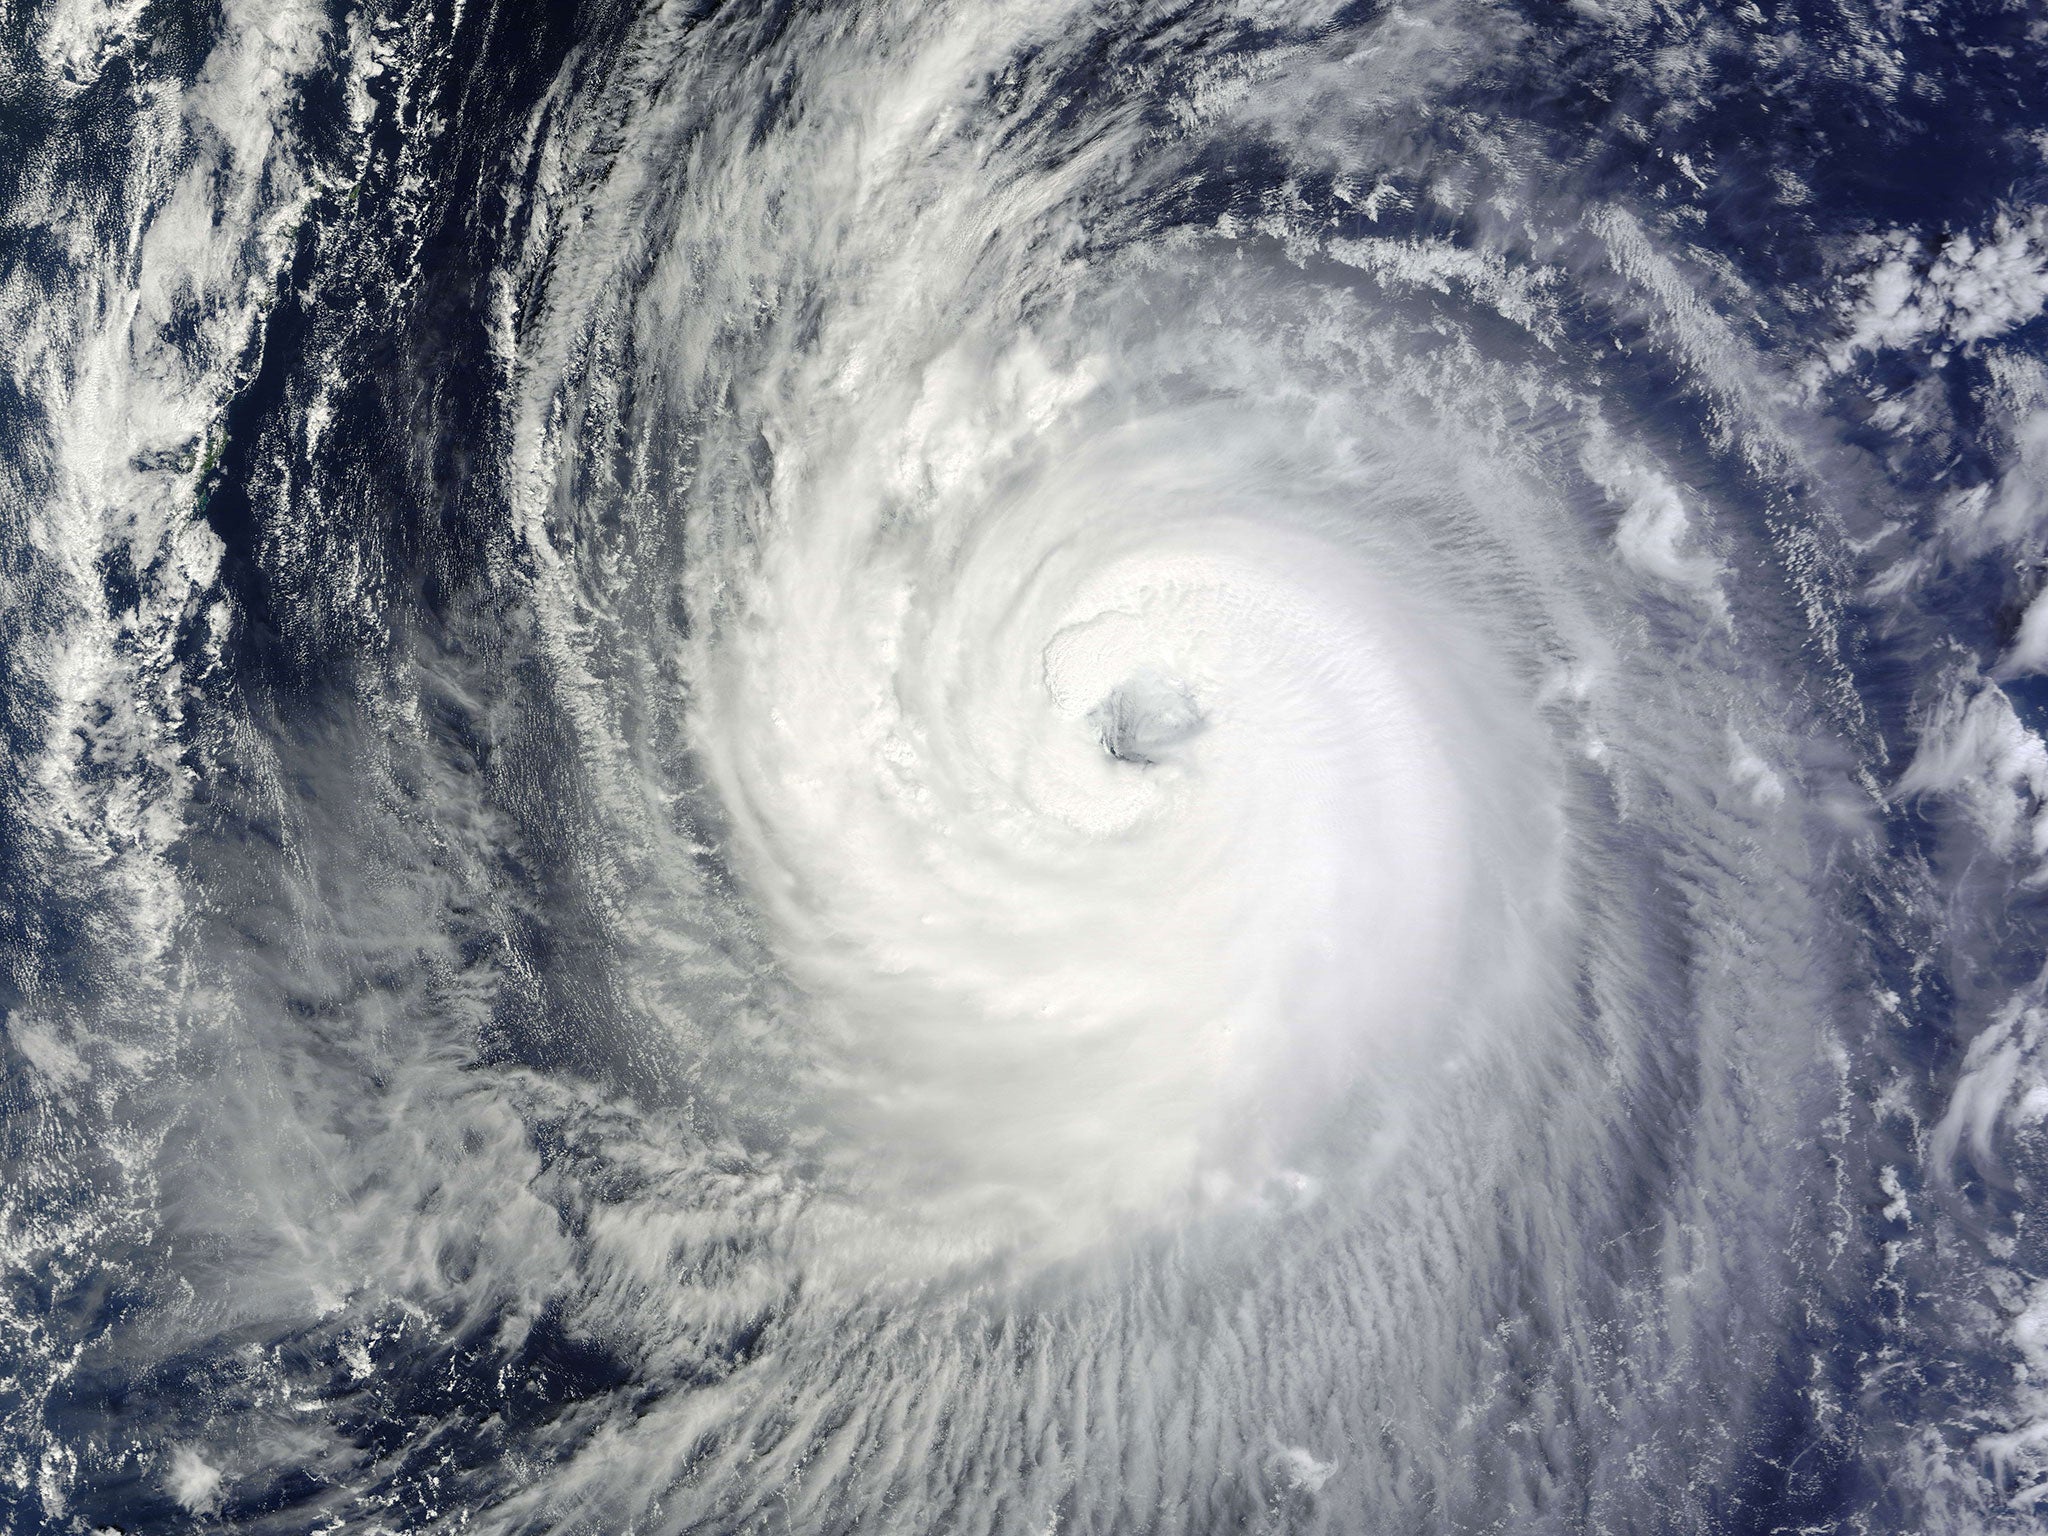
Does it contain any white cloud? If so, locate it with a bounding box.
[164,1445,224,1515]
[1828,210,2048,369]
[1931,998,2048,1512]
[1270,1443,1339,1494]
[1581,431,1730,624]
[6,1015,87,1090]
[1897,678,2048,879]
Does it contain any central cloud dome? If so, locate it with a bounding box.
[693,344,1568,1249]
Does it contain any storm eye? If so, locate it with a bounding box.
[1090,674,1204,767]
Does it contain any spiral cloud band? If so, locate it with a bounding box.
[4,0,2048,1531]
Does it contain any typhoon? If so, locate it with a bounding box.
[5,0,2048,1532]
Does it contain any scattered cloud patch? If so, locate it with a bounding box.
[1932,997,2048,1513]
[164,1445,224,1515]
[1946,409,2048,562]
[1898,678,2048,880]
[36,0,152,90]
[1727,731,1786,808]
[5,1015,87,1090]
[1270,1443,1338,1494]
[1933,1001,2047,1183]
[1828,210,2048,369]
[1581,431,1729,625]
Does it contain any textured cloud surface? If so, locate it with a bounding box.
[4,1,2048,1532]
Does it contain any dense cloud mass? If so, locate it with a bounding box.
[4,0,2048,1531]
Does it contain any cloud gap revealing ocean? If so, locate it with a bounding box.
[4,0,2048,1530]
